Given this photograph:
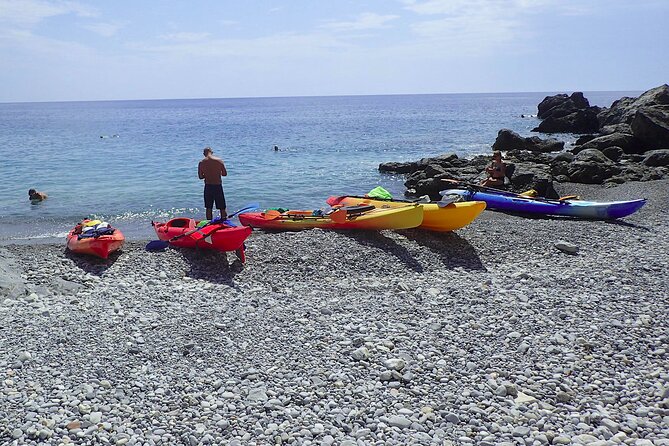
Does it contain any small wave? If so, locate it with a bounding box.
[5,231,69,240]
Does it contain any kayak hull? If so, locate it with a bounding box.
[153,218,252,259]
[442,189,646,219]
[238,205,423,231]
[66,229,125,259]
[330,196,486,232]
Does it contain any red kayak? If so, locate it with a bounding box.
[152,217,252,262]
[66,220,125,259]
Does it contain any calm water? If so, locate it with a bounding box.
[0,92,635,242]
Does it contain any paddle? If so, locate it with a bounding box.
[440,179,575,205]
[263,208,348,223]
[146,202,259,251]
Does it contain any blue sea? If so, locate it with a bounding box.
[0,91,636,243]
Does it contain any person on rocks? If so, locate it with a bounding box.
[481,151,507,187]
[28,188,48,202]
[198,147,227,220]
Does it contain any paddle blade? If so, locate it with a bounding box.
[326,196,344,206]
[329,208,347,223]
[437,196,457,208]
[228,202,261,218]
[264,210,282,220]
[146,240,169,251]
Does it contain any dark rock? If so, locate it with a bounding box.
[574,134,597,146]
[567,149,621,184]
[643,149,669,167]
[600,123,632,135]
[537,92,590,119]
[505,149,552,164]
[574,148,614,164]
[508,163,557,198]
[601,146,624,162]
[379,161,416,174]
[533,109,600,134]
[598,84,669,127]
[609,164,666,183]
[552,152,574,163]
[492,129,564,153]
[537,94,569,119]
[380,153,462,174]
[412,176,457,200]
[573,132,643,155]
[416,153,462,169]
[550,161,570,177]
[630,105,669,150]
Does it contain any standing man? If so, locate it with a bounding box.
[198,147,227,220]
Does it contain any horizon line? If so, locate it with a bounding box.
[0,88,645,106]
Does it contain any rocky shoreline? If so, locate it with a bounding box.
[380,85,669,199]
[1,178,668,445]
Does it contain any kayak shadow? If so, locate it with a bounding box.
[492,210,651,230]
[338,231,424,273]
[396,229,486,271]
[65,249,121,276]
[178,248,243,286]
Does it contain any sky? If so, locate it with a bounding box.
[0,0,667,102]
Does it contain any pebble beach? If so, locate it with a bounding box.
[1,179,668,446]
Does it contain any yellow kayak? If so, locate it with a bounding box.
[238,204,423,231]
[327,196,486,232]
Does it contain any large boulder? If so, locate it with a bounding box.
[573,132,643,155]
[379,152,463,174]
[567,149,620,184]
[601,146,624,162]
[533,108,601,134]
[537,92,590,119]
[630,105,669,150]
[598,84,669,127]
[643,149,669,167]
[609,164,666,183]
[504,149,552,164]
[379,161,416,174]
[0,249,25,300]
[508,162,557,198]
[492,129,564,152]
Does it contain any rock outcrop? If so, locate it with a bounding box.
[379,86,669,198]
[492,129,564,153]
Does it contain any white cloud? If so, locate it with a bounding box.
[83,21,124,37]
[0,0,96,25]
[130,31,352,61]
[400,0,574,54]
[322,12,399,31]
[159,32,211,43]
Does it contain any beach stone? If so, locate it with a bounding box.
[351,347,370,361]
[247,387,268,402]
[555,241,579,254]
[383,358,406,371]
[445,413,460,423]
[388,415,412,429]
[512,426,531,437]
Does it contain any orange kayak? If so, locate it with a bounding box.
[66,221,124,259]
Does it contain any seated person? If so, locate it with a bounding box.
[481,151,506,187]
[28,188,48,201]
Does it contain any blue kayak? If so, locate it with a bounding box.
[441,188,646,219]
